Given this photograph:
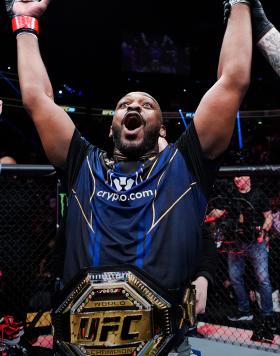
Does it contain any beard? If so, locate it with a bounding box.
[112,123,161,160]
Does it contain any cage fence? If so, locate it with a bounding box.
[0,167,57,354]
[199,167,280,353]
[0,165,279,354]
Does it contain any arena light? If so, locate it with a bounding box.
[186,112,194,119]
[178,109,188,129]
[236,111,243,150]
[60,106,76,113]
[63,83,75,94]
[102,109,114,116]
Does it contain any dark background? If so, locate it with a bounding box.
[0,0,280,163]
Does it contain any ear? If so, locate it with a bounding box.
[159,125,166,138]
[109,125,113,138]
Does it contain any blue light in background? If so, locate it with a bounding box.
[178,109,188,129]
[236,111,243,150]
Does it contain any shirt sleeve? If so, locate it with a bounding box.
[60,129,91,195]
[176,121,222,198]
[53,129,90,279]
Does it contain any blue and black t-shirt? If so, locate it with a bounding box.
[60,121,219,290]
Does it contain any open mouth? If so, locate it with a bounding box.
[122,112,144,131]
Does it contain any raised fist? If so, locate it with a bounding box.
[6,0,50,18]
[249,0,273,42]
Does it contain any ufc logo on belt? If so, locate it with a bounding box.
[71,311,151,346]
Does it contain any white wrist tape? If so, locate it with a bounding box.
[16,32,38,40]
[229,0,250,6]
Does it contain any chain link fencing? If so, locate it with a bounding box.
[199,167,280,352]
[0,165,279,353]
[0,168,57,354]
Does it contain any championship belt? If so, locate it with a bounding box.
[53,266,196,356]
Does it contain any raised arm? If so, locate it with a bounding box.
[258,28,280,77]
[194,1,252,160]
[8,0,75,167]
[250,0,280,77]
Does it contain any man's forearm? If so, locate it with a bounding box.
[263,216,273,232]
[218,3,252,86]
[258,27,280,78]
[17,33,54,106]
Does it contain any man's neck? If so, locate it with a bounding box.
[113,147,159,162]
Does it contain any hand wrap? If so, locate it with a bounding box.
[224,0,274,42]
[12,15,39,35]
[229,0,250,6]
[5,0,40,36]
[223,0,251,24]
[250,0,274,42]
